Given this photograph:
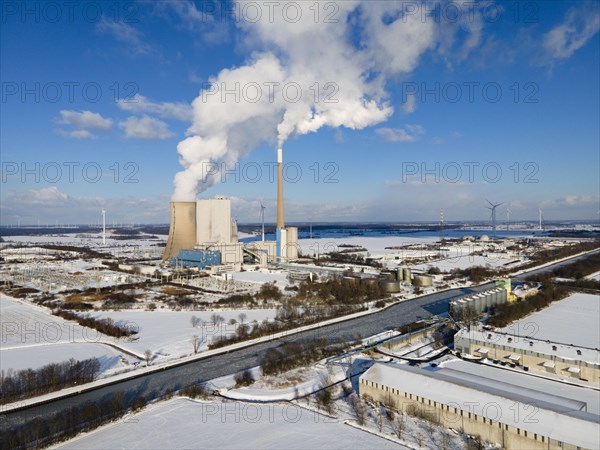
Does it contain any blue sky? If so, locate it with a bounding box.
[1,0,599,225]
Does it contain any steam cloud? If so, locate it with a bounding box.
[173,1,477,201]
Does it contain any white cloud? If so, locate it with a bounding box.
[376,124,424,143]
[56,110,113,130]
[96,18,151,55]
[0,187,169,225]
[119,116,174,140]
[403,93,416,113]
[542,5,600,61]
[117,94,193,121]
[56,129,96,139]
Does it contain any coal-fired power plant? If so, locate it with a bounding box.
[163,147,298,269]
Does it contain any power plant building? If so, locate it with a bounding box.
[163,195,298,268]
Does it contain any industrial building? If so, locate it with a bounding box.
[449,287,508,318]
[164,148,299,269]
[454,327,600,384]
[359,363,599,450]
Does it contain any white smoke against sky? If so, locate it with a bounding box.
[173,1,461,201]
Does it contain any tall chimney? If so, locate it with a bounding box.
[277,147,285,229]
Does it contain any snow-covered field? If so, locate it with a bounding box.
[232,270,289,286]
[0,294,129,375]
[584,270,600,282]
[86,309,277,361]
[499,292,600,348]
[1,294,103,348]
[298,236,438,257]
[57,397,403,450]
[1,342,125,373]
[1,294,277,374]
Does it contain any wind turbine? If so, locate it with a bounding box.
[538,208,543,231]
[506,207,512,231]
[259,202,266,241]
[101,209,106,245]
[486,200,504,239]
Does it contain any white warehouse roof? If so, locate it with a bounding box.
[360,363,599,449]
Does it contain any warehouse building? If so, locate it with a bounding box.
[454,327,600,384]
[359,363,599,450]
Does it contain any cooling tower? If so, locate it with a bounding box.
[163,201,197,260]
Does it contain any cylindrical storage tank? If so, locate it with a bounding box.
[498,288,507,304]
[343,276,359,285]
[381,272,395,280]
[474,295,483,313]
[379,280,400,293]
[363,278,379,287]
[485,292,493,309]
[404,268,412,283]
[285,227,298,260]
[413,274,433,287]
[397,267,403,281]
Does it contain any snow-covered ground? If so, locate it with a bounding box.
[584,270,600,282]
[1,294,276,374]
[1,342,126,373]
[86,309,277,362]
[298,236,438,258]
[499,292,600,348]
[232,270,289,287]
[1,232,166,259]
[57,397,403,450]
[0,294,130,375]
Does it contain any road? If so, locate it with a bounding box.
[1,249,597,432]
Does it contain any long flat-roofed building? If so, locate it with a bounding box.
[359,362,600,450]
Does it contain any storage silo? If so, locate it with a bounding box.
[163,201,197,260]
[379,280,400,293]
[413,274,433,287]
[285,226,298,260]
[404,268,412,283]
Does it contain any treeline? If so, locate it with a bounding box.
[524,241,600,267]
[1,358,100,405]
[1,391,147,450]
[52,310,138,338]
[294,277,384,305]
[260,337,352,376]
[452,266,506,283]
[547,252,600,280]
[487,284,567,327]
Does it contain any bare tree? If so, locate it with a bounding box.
[392,414,405,439]
[190,315,201,327]
[143,349,152,366]
[416,432,424,448]
[191,335,201,354]
[238,312,247,323]
[439,433,451,450]
[210,313,225,324]
[376,407,384,432]
[350,394,367,425]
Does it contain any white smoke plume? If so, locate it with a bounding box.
[173,1,475,201]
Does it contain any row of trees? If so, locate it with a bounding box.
[1,391,146,450]
[0,358,100,405]
[52,309,138,338]
[260,337,351,376]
